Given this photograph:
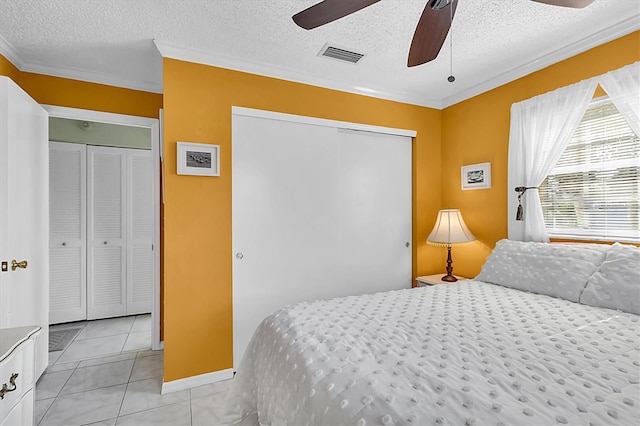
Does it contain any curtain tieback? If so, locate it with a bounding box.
[514,186,538,221]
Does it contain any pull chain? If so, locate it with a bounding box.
[447,1,455,83]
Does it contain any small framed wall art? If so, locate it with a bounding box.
[177,142,220,176]
[461,162,491,190]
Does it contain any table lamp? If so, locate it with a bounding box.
[427,209,476,282]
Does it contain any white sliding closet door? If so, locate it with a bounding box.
[49,142,86,324]
[232,110,412,368]
[335,129,413,286]
[127,149,153,315]
[87,146,127,319]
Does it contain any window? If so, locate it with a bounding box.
[540,97,640,242]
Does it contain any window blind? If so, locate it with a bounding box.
[540,98,640,242]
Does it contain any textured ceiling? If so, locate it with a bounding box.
[0,0,638,108]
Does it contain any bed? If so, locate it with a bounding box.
[223,240,640,425]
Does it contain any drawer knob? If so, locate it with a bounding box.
[0,372,18,399]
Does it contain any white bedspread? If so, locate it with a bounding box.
[224,281,640,425]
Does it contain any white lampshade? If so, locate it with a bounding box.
[427,209,476,246]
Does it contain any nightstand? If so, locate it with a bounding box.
[415,274,467,287]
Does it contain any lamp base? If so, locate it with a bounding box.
[441,274,458,282]
[442,244,458,282]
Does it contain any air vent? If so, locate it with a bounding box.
[318,45,365,64]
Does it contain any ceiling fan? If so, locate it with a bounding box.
[292,0,596,67]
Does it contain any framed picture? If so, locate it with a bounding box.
[177,142,220,176]
[461,162,491,190]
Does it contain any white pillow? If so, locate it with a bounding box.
[580,243,640,314]
[475,239,607,302]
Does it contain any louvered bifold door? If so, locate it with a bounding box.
[87,146,127,319]
[49,142,87,324]
[126,149,153,315]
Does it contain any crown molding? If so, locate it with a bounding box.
[0,33,162,94]
[440,15,640,108]
[0,32,26,69]
[19,60,163,94]
[154,40,443,109]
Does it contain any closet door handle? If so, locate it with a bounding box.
[62,242,67,246]
[11,260,27,271]
[103,241,108,245]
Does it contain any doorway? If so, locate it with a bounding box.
[44,105,162,355]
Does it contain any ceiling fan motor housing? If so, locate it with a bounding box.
[431,0,454,10]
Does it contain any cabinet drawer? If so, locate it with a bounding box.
[1,387,33,426]
[0,347,24,421]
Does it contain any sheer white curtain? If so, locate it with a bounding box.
[600,61,640,136]
[507,77,598,242]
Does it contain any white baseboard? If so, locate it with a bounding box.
[161,368,234,394]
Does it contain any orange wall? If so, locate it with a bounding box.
[162,59,443,381]
[0,54,20,82]
[16,72,162,119]
[0,55,162,118]
[441,31,640,278]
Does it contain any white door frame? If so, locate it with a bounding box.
[43,105,162,351]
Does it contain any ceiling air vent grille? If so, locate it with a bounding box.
[319,45,364,64]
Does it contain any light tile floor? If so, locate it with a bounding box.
[38,315,234,425]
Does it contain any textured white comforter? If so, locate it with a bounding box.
[224,281,640,425]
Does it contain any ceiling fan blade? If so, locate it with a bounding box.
[530,0,595,8]
[293,0,381,30]
[408,0,458,67]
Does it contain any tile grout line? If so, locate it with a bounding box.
[104,348,162,421]
[189,392,194,426]
[117,400,188,423]
[116,376,132,422]
[50,358,136,399]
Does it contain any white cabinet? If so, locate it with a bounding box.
[0,326,40,426]
[49,143,152,322]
